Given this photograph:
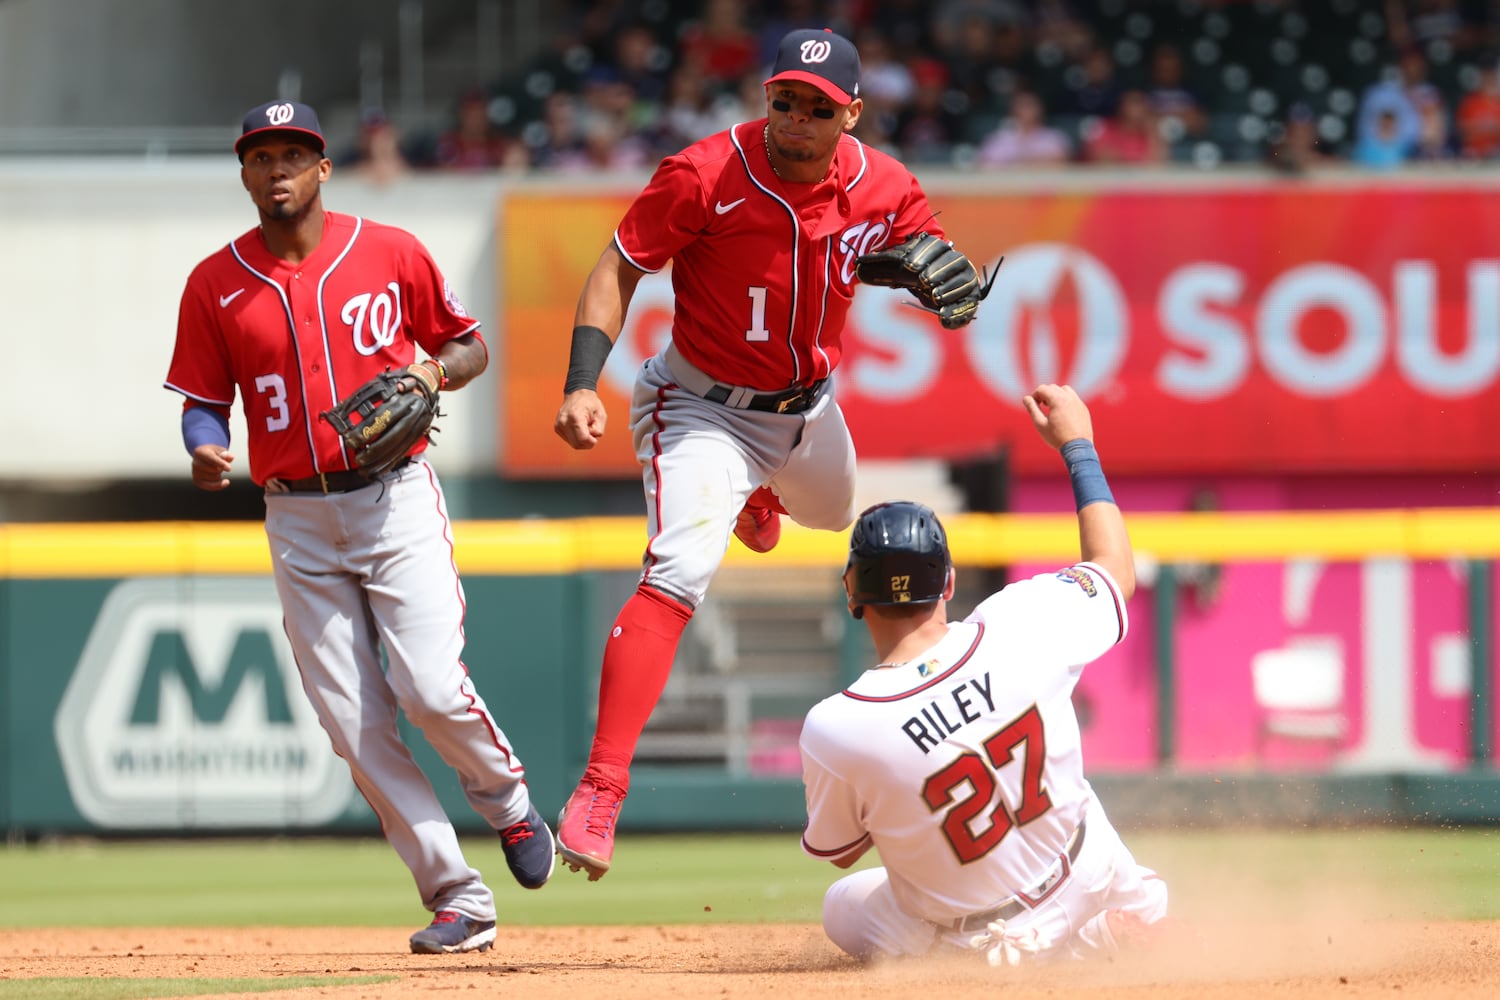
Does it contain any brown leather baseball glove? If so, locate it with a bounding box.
[854,231,1001,329]
[320,365,439,478]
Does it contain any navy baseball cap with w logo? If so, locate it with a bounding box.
[765,28,861,104]
[235,101,326,159]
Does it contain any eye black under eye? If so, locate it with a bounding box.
[772,96,837,119]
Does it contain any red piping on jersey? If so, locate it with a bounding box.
[803,831,871,860]
[1075,561,1128,645]
[1109,577,1127,644]
[839,624,985,702]
[639,381,674,581]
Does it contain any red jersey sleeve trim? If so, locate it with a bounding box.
[802,831,871,862]
[839,624,986,703]
[1074,561,1129,644]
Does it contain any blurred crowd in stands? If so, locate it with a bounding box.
[340,0,1500,182]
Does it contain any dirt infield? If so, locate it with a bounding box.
[3,920,1498,999]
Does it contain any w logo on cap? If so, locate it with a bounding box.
[235,100,326,158]
[799,39,833,64]
[766,28,860,105]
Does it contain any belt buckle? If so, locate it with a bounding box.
[319,472,331,494]
[776,390,806,414]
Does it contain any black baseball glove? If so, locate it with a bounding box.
[320,365,440,479]
[854,231,1001,329]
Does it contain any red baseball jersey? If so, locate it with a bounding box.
[614,118,945,391]
[165,212,482,484]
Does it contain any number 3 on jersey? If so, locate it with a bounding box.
[921,705,1053,864]
[254,373,290,432]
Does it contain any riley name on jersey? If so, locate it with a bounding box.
[899,670,996,753]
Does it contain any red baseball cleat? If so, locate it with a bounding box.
[734,487,782,553]
[556,770,628,881]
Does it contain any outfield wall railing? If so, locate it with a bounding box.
[3,508,1499,838]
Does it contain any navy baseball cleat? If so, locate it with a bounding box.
[409,911,496,954]
[499,804,556,889]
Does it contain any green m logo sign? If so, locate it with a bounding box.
[55,578,352,829]
[129,629,295,725]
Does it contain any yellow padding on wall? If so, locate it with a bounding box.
[3,509,1500,578]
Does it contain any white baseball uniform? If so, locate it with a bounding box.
[800,562,1168,962]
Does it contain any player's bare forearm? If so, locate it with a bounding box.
[428,334,487,392]
[1078,502,1135,600]
[190,444,234,492]
[554,246,644,451]
[575,244,645,333]
[1023,384,1136,598]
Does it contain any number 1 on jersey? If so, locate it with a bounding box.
[920,704,1053,864]
[745,286,769,342]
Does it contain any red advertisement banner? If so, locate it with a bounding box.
[500,183,1500,477]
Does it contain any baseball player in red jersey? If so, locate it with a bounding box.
[551,28,990,879]
[800,385,1169,965]
[164,101,554,954]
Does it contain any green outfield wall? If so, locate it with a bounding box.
[3,511,1499,838]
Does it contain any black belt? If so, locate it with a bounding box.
[702,379,826,414]
[278,458,409,494]
[951,818,1088,933]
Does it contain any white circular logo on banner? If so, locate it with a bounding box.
[963,243,1128,399]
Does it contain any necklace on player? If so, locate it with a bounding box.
[875,656,939,677]
[763,125,785,180]
[764,124,833,183]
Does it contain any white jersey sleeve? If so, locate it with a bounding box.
[799,722,873,864]
[966,561,1128,672]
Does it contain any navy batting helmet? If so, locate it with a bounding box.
[844,501,952,619]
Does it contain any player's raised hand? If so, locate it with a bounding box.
[1022,383,1095,451]
[554,390,609,450]
[191,444,234,491]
